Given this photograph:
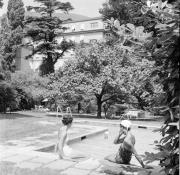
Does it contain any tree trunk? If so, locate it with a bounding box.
[3,103,6,113]
[135,95,145,110]
[104,107,107,118]
[103,103,109,118]
[40,54,54,75]
[97,97,102,118]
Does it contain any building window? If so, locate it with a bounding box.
[105,33,111,37]
[91,22,98,28]
[80,24,85,30]
[105,33,112,40]
[104,23,110,30]
[90,39,97,44]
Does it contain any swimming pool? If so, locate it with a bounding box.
[35,124,108,152]
[36,124,161,165]
[4,123,107,151]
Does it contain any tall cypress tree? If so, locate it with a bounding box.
[0,0,3,8]
[25,0,74,75]
[0,16,12,71]
[0,0,25,72]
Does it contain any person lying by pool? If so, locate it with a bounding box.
[56,115,87,161]
[105,120,152,169]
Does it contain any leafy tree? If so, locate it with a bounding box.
[99,0,156,29]
[0,71,35,112]
[126,59,156,110]
[15,87,34,110]
[103,0,179,174]
[141,1,179,174]
[25,0,74,75]
[47,67,93,112]
[11,71,51,102]
[103,16,156,110]
[53,42,133,118]
[55,38,156,117]
[0,82,17,113]
[100,0,161,111]
[7,0,25,29]
[0,67,11,81]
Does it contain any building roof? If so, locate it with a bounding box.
[63,16,103,24]
[25,11,91,21]
[0,11,102,27]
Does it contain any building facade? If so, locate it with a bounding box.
[14,15,110,72]
[61,17,104,43]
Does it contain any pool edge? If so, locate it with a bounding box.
[35,127,108,153]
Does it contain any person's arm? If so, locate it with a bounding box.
[114,130,125,144]
[131,146,153,169]
[131,146,145,168]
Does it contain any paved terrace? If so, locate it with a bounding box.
[0,111,164,175]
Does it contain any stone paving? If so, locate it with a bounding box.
[0,149,105,175]
[0,140,164,174]
[0,121,108,175]
[0,114,164,175]
[0,150,164,175]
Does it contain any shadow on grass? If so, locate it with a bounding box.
[0,113,41,120]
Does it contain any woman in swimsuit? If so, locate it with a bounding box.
[105,120,152,169]
[56,115,86,160]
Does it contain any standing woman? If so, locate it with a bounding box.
[56,115,86,160]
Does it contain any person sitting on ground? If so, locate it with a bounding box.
[105,120,152,169]
[56,115,87,161]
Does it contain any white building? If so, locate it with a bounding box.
[61,17,104,43]
[13,13,110,72]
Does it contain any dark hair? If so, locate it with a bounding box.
[62,116,73,125]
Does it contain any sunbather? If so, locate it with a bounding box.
[105,120,152,169]
[56,115,86,161]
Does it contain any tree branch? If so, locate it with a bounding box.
[102,95,116,103]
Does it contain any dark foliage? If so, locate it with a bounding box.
[100,0,179,174]
[7,0,25,29]
[0,82,17,113]
[25,0,74,75]
[0,0,3,8]
[0,0,25,72]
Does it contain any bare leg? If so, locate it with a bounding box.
[104,154,117,163]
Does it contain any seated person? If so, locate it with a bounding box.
[105,120,151,169]
[56,115,87,160]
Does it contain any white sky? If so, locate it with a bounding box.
[0,0,107,17]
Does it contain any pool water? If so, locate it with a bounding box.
[37,125,161,165]
[37,124,94,141]
[5,124,106,150]
[35,124,107,151]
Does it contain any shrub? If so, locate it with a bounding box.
[0,81,17,112]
